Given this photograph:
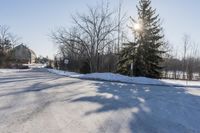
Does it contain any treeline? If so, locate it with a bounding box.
[51,0,199,80]
[52,0,167,78]
[163,57,200,80]
[163,35,200,80]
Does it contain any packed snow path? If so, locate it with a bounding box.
[0,68,200,133]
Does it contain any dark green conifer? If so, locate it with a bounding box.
[117,0,165,78]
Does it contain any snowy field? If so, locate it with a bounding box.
[0,68,200,133]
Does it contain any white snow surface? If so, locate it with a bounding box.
[161,79,200,87]
[0,68,200,133]
[0,64,45,73]
[0,69,31,73]
[48,69,200,87]
[23,63,47,68]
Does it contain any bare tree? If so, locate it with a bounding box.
[187,42,199,80]
[182,34,190,80]
[52,2,121,72]
[181,35,200,80]
[116,0,127,53]
[0,25,19,46]
[162,41,173,78]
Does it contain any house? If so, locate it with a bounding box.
[11,44,37,64]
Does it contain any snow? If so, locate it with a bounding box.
[23,63,47,68]
[0,68,200,133]
[0,69,30,73]
[48,69,200,87]
[161,79,200,87]
[0,64,45,73]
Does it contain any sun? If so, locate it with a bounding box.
[133,19,143,32]
[134,22,142,31]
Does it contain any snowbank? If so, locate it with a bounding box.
[80,73,163,85]
[0,69,31,73]
[48,69,200,87]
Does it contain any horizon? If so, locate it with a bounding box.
[0,0,200,59]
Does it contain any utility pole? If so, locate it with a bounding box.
[117,0,122,53]
[131,62,133,76]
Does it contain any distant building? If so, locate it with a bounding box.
[11,44,37,64]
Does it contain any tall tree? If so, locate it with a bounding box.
[52,2,120,73]
[118,0,165,78]
[134,0,165,78]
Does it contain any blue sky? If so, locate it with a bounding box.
[0,0,199,58]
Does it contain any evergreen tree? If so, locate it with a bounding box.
[0,38,13,66]
[136,0,165,78]
[118,0,165,78]
[117,42,137,75]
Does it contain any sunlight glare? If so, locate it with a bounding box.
[134,22,142,31]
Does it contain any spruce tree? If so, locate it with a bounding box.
[117,42,137,75]
[118,0,165,78]
[135,0,165,78]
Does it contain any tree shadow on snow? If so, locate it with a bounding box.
[0,70,85,124]
[71,80,200,133]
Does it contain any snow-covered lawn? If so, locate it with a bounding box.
[0,68,200,133]
[161,79,200,87]
[23,63,47,68]
[48,69,200,87]
[0,69,31,73]
[0,64,46,74]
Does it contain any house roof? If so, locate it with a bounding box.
[14,44,36,57]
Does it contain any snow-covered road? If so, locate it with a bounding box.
[0,68,200,133]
